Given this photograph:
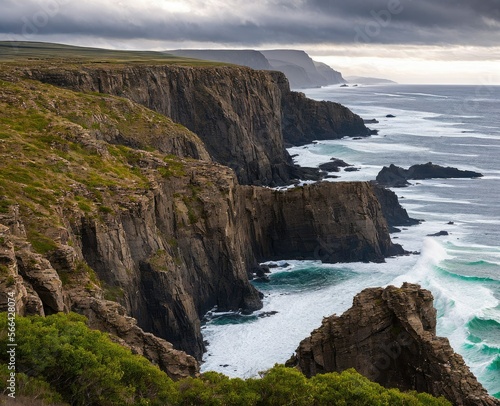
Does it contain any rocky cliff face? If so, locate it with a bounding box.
[287,283,500,406]
[243,182,404,263]
[23,64,368,186]
[0,71,399,374]
[371,183,421,231]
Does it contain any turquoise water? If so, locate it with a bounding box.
[202,85,500,397]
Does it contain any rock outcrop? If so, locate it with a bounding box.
[370,183,421,231]
[287,283,500,406]
[23,64,369,186]
[243,182,405,263]
[376,163,483,188]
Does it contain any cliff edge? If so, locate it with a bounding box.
[22,63,368,186]
[287,283,500,406]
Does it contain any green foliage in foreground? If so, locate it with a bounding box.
[0,313,451,406]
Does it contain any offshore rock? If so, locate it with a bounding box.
[377,163,483,188]
[287,283,500,406]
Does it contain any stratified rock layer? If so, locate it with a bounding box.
[287,283,500,406]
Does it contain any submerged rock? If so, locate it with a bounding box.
[287,283,500,406]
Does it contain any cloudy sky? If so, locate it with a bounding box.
[1,0,500,83]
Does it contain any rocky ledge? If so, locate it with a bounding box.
[287,283,500,406]
[376,163,483,187]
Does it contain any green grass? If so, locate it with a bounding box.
[0,41,228,67]
[27,229,58,254]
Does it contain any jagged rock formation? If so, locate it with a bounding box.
[0,67,400,372]
[287,283,500,406]
[370,183,421,232]
[376,163,484,188]
[23,64,369,186]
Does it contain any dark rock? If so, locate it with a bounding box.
[427,231,449,237]
[386,114,396,118]
[376,164,411,187]
[364,119,380,124]
[258,311,279,318]
[318,162,341,172]
[325,175,340,179]
[344,167,359,172]
[319,158,352,173]
[245,182,405,263]
[287,283,500,406]
[376,162,483,188]
[370,183,421,228]
[407,162,483,180]
[447,221,455,225]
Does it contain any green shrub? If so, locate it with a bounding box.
[0,313,451,406]
[0,312,177,406]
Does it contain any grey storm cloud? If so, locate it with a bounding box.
[1,0,500,46]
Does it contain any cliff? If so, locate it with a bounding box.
[21,62,369,186]
[287,283,500,406]
[168,48,346,89]
[243,182,404,263]
[0,66,400,374]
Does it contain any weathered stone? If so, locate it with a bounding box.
[25,65,368,186]
[287,283,500,406]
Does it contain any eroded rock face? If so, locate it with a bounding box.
[243,182,404,263]
[0,64,402,376]
[25,65,368,186]
[287,283,500,406]
[370,183,421,231]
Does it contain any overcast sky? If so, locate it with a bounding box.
[1,0,500,83]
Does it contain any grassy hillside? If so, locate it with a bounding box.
[0,74,207,254]
[0,41,227,66]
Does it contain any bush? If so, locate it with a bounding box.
[0,313,451,406]
[0,312,176,405]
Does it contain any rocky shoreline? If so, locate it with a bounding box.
[0,45,496,404]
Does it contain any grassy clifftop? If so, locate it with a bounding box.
[0,41,227,66]
[0,74,208,253]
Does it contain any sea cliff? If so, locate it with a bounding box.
[22,64,369,186]
[0,62,398,372]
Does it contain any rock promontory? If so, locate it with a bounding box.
[287,283,500,406]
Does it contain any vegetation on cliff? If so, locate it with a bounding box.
[0,312,450,406]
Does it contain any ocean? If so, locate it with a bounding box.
[201,84,500,398]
